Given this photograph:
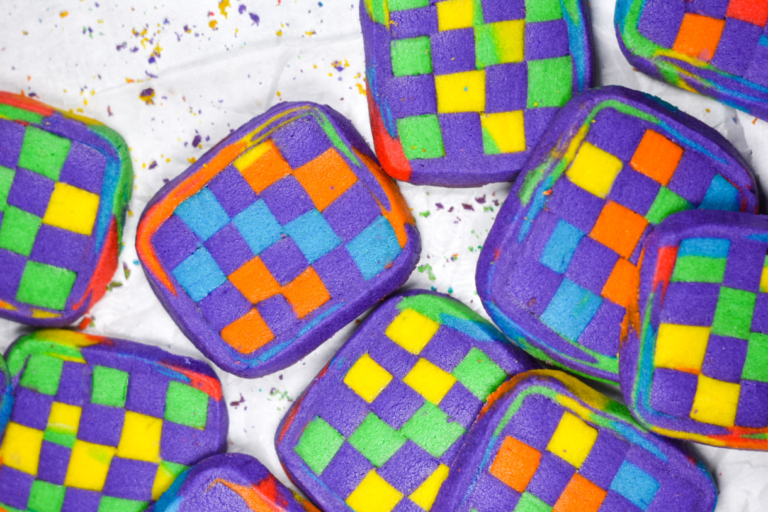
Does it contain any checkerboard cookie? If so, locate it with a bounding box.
[622,210,768,449]
[275,290,538,512]
[477,86,758,384]
[361,0,593,187]
[137,102,420,379]
[151,453,318,511]
[616,0,768,120]
[0,93,133,327]
[0,329,228,511]
[435,370,717,512]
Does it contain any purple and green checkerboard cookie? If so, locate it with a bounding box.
[151,453,319,511]
[0,329,228,512]
[476,86,758,384]
[0,93,133,327]
[622,210,768,450]
[616,0,768,121]
[275,290,539,512]
[434,370,718,512]
[361,0,593,187]
[137,102,420,379]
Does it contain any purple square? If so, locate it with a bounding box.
[58,141,106,195]
[439,432,465,465]
[525,20,569,61]
[7,168,54,217]
[420,326,473,372]
[378,441,438,493]
[467,472,521,512]
[649,368,698,419]
[736,380,768,428]
[126,369,169,418]
[257,294,300,339]
[152,215,201,271]
[751,293,768,334]
[712,18,762,76]
[431,28,476,76]
[502,258,563,317]
[270,117,332,170]
[667,151,718,204]
[198,281,252,331]
[578,301,625,357]
[524,108,558,151]
[579,430,630,489]
[38,441,71,485]
[659,281,720,326]
[320,442,373,499]
[503,395,563,451]
[645,478,700,512]
[204,223,254,276]
[745,46,768,88]
[702,335,748,383]
[160,420,220,465]
[438,383,483,429]
[566,237,620,295]
[371,379,424,430]
[548,177,605,233]
[391,6,438,39]
[30,225,90,272]
[637,0,685,47]
[78,403,126,446]
[0,119,24,169]
[103,457,157,501]
[0,249,26,301]
[600,491,643,512]
[0,465,33,509]
[313,246,365,299]
[527,451,576,505]
[368,335,420,380]
[56,361,90,406]
[485,63,527,113]
[62,487,101,512]
[723,239,764,292]
[607,168,660,217]
[439,113,484,156]
[387,75,438,119]
[318,384,369,437]
[260,237,308,286]
[689,0,730,17]
[207,166,259,218]
[260,175,314,225]
[482,0,525,22]
[324,182,382,243]
[392,500,423,512]
[11,386,53,430]
[586,108,648,162]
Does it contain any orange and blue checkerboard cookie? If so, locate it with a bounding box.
[0,93,133,327]
[617,0,768,121]
[434,370,717,512]
[0,329,228,512]
[622,210,768,450]
[275,290,539,512]
[361,0,593,187]
[137,102,420,379]
[476,86,758,384]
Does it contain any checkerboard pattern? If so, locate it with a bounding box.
[0,331,226,512]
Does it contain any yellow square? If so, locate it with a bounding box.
[690,375,740,427]
[117,411,163,463]
[42,182,100,236]
[566,142,623,199]
[346,470,404,512]
[403,358,457,405]
[490,20,525,64]
[436,71,486,113]
[760,266,768,293]
[64,440,116,491]
[654,323,710,372]
[344,353,393,403]
[48,402,82,436]
[152,464,184,500]
[386,309,440,355]
[0,422,44,475]
[546,412,598,468]
[436,0,474,31]
[481,111,526,154]
[410,464,450,511]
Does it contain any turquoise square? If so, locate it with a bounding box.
[233,199,283,255]
[346,216,402,280]
[172,247,227,302]
[540,220,584,274]
[176,187,230,241]
[540,278,602,341]
[610,461,660,510]
[699,174,740,211]
[284,209,342,263]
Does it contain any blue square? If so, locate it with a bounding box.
[172,247,227,302]
[540,220,584,274]
[232,199,283,256]
[699,174,740,212]
[610,461,660,510]
[175,187,230,241]
[540,278,602,342]
[678,237,731,258]
[346,217,402,280]
[284,209,341,264]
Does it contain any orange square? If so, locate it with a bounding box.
[601,258,640,309]
[672,13,725,62]
[552,474,607,512]
[489,437,541,493]
[293,149,358,211]
[236,140,293,194]
[221,309,274,354]
[589,201,649,259]
[282,268,331,319]
[630,130,684,186]
[727,0,768,27]
[229,257,281,303]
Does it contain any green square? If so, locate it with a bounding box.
[743,333,768,382]
[397,115,445,160]
[646,187,692,225]
[16,262,77,310]
[389,0,428,11]
[348,413,407,467]
[0,206,42,256]
[670,256,727,283]
[0,104,44,125]
[28,480,66,512]
[514,492,553,512]
[164,381,209,429]
[44,429,77,448]
[452,348,507,400]
[400,402,465,458]
[17,126,71,181]
[91,365,129,408]
[712,287,757,339]
[391,37,433,77]
[97,496,148,512]
[19,353,64,395]
[295,416,345,474]
[475,25,497,69]
[0,165,14,212]
[525,0,563,22]
[527,57,573,108]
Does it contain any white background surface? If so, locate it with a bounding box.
[0,0,767,509]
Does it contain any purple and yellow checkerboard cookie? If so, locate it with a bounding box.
[275,290,539,512]
[622,210,768,450]
[434,370,717,512]
[476,86,758,384]
[0,329,228,511]
[0,93,133,327]
[616,0,768,121]
[137,102,420,379]
[151,453,318,512]
[361,0,593,187]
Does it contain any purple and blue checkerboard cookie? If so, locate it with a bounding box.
[0,92,133,327]
[361,0,593,187]
[275,290,539,512]
[616,0,768,121]
[137,102,420,379]
[151,453,319,511]
[476,86,758,384]
[0,329,228,512]
[622,210,768,450]
[434,370,718,512]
